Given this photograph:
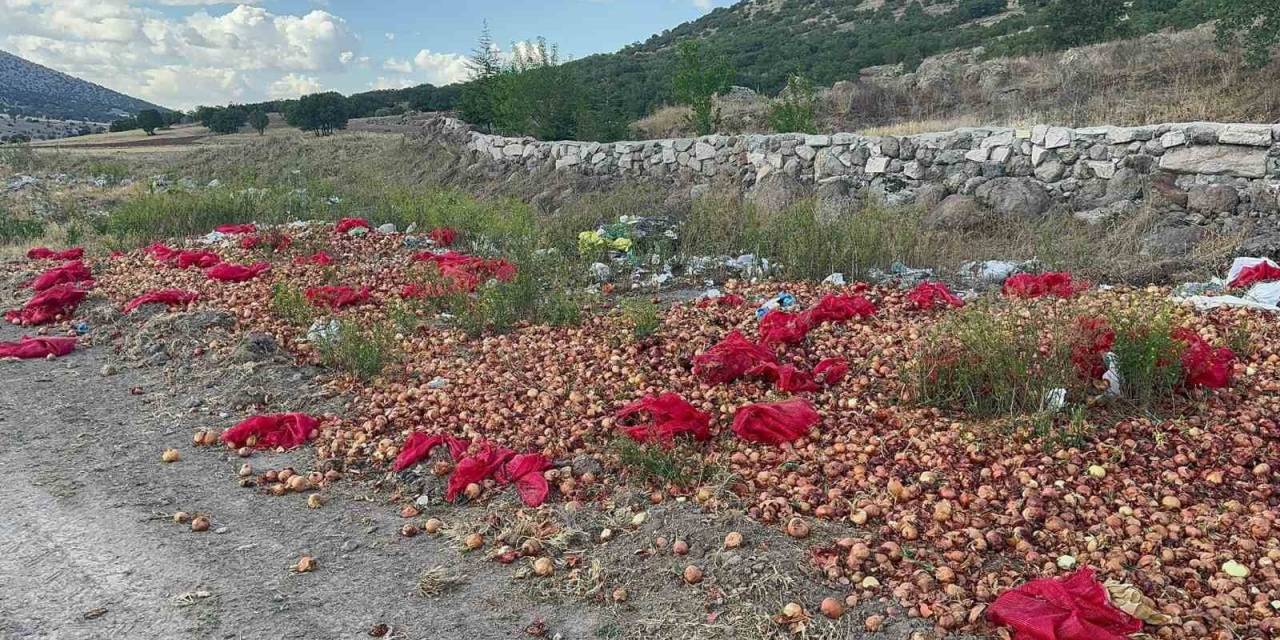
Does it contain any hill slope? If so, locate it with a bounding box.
[0,49,166,122]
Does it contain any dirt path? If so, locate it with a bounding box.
[0,324,597,640]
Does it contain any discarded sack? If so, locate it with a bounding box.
[123,289,200,314]
[393,432,445,471]
[747,362,820,393]
[144,243,180,263]
[293,251,333,266]
[206,262,271,282]
[0,336,77,359]
[27,247,84,261]
[812,358,849,385]
[1227,257,1280,289]
[31,260,92,291]
[429,227,458,247]
[615,392,712,445]
[4,283,89,325]
[175,250,222,269]
[1004,272,1088,299]
[1071,316,1116,380]
[214,223,257,234]
[693,329,778,385]
[413,251,517,291]
[497,452,552,507]
[908,282,964,311]
[731,398,821,446]
[759,310,813,347]
[305,285,371,310]
[335,217,372,234]
[220,413,319,450]
[696,293,746,308]
[241,233,292,251]
[802,293,877,325]
[446,443,514,501]
[988,567,1142,640]
[1173,328,1235,389]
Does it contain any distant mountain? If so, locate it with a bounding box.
[0,49,167,123]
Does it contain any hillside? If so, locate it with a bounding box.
[0,49,166,123]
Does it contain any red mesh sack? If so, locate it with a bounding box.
[759,310,813,347]
[746,362,820,393]
[498,453,552,507]
[1229,261,1280,289]
[697,294,746,308]
[305,285,371,309]
[5,283,89,325]
[335,217,372,233]
[1070,317,1116,380]
[393,432,445,471]
[215,223,257,234]
[123,289,199,314]
[175,250,222,269]
[802,293,877,325]
[1004,272,1088,299]
[444,435,471,460]
[813,358,849,385]
[294,251,333,266]
[908,282,964,310]
[144,243,179,263]
[220,413,319,450]
[429,227,458,247]
[27,247,83,261]
[241,234,292,251]
[0,336,77,359]
[446,443,515,501]
[31,260,92,291]
[615,392,712,445]
[1173,328,1235,389]
[988,567,1142,640]
[693,329,778,384]
[731,398,821,446]
[206,262,271,282]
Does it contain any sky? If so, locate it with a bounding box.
[0,0,736,111]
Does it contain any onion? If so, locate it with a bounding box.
[423,518,442,534]
[238,463,253,477]
[724,532,744,549]
[612,587,628,603]
[682,565,703,584]
[161,448,181,463]
[463,533,484,551]
[190,516,210,532]
[401,523,419,537]
[533,557,554,577]
[819,597,845,619]
[307,494,325,509]
[172,511,191,524]
[672,540,689,555]
[295,556,316,573]
[786,517,810,539]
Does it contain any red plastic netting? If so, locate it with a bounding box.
[615,392,712,445]
[988,567,1142,640]
[31,260,92,291]
[215,223,257,234]
[0,336,77,359]
[294,251,333,266]
[429,227,458,247]
[305,285,371,309]
[206,262,271,282]
[1229,261,1280,289]
[335,217,372,234]
[497,452,552,507]
[27,247,83,261]
[813,357,849,385]
[696,294,746,308]
[1003,272,1089,299]
[908,282,965,310]
[801,293,877,325]
[123,289,200,314]
[446,443,515,501]
[1070,316,1116,380]
[693,329,778,385]
[220,413,319,450]
[175,250,222,269]
[4,283,89,325]
[1173,328,1235,389]
[731,398,821,446]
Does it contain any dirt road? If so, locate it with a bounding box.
[0,324,596,640]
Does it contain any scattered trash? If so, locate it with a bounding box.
[376,223,397,234]
[960,259,1034,285]
[220,413,320,450]
[336,217,372,235]
[1177,257,1280,311]
[1004,272,1089,299]
[867,261,933,286]
[72,321,90,335]
[1102,353,1122,396]
[908,281,965,310]
[732,398,821,446]
[822,272,845,286]
[1104,581,1171,626]
[589,262,612,283]
[426,376,449,389]
[615,392,712,445]
[306,318,340,343]
[0,336,77,359]
[726,254,771,279]
[988,567,1143,640]
[755,292,797,319]
[1041,388,1067,413]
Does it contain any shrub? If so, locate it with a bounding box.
[768,74,818,134]
[673,40,734,135]
[611,438,710,487]
[0,209,44,244]
[622,298,661,340]
[1105,302,1185,409]
[136,109,163,136]
[315,320,398,381]
[201,106,249,135]
[248,110,269,136]
[286,92,349,136]
[271,284,314,326]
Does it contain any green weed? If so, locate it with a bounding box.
[621,298,661,340]
[271,284,314,326]
[610,438,710,487]
[315,320,398,381]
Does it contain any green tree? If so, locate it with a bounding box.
[1041,0,1125,49]
[1214,0,1280,67]
[490,38,584,140]
[285,93,349,136]
[201,106,248,134]
[247,110,269,135]
[459,22,503,132]
[768,74,818,134]
[135,109,163,135]
[673,40,734,136]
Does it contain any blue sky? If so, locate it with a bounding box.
[0,0,736,111]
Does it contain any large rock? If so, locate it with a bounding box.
[815,180,856,222]
[1218,124,1273,147]
[746,171,810,215]
[974,177,1052,217]
[924,195,987,231]
[1147,173,1188,209]
[913,183,949,210]
[1187,184,1239,213]
[1158,146,1268,178]
[1140,224,1205,258]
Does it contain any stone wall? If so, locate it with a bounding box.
[430,116,1280,251]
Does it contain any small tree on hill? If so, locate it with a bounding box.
[1041,0,1125,49]
[459,22,504,132]
[135,109,163,136]
[248,110,269,135]
[768,74,818,134]
[285,92,349,136]
[1214,0,1280,67]
[673,40,734,136]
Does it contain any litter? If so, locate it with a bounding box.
[732,398,821,446]
[429,227,458,247]
[812,358,849,385]
[393,432,445,471]
[335,217,372,234]
[907,282,965,310]
[205,262,271,282]
[726,254,771,279]
[988,567,1142,640]
[446,443,514,501]
[693,329,778,384]
[174,250,222,269]
[220,413,319,450]
[27,247,84,261]
[1173,328,1235,389]
[426,376,449,389]
[867,261,933,286]
[1227,257,1280,289]
[305,285,371,310]
[31,260,93,291]
[822,273,846,286]
[306,318,340,343]
[1004,272,1089,299]
[1042,388,1067,413]
[696,292,745,308]
[1070,316,1115,380]
[241,234,292,251]
[0,336,77,359]
[294,251,334,266]
[214,223,256,234]
[960,259,1035,285]
[123,289,199,314]
[755,292,797,319]
[4,283,89,325]
[615,392,712,445]
[1179,258,1280,311]
[759,310,813,347]
[496,453,552,507]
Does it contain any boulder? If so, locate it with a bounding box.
[924,194,988,231]
[1186,184,1239,213]
[1147,173,1188,209]
[746,171,810,215]
[975,177,1052,218]
[1140,224,1206,258]
[1158,146,1268,178]
[816,180,856,222]
[914,183,949,210]
[1218,124,1273,147]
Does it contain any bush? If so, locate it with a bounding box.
[285,92,349,136]
[0,208,44,244]
[136,109,163,136]
[622,298,661,340]
[673,40,734,135]
[271,284,314,326]
[315,320,398,381]
[1105,302,1185,409]
[248,110,269,136]
[201,106,248,135]
[768,74,818,134]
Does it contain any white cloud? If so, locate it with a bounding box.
[383,57,413,74]
[268,73,323,99]
[413,49,469,86]
[384,32,395,41]
[369,76,414,91]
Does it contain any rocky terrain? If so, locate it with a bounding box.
[0,49,164,124]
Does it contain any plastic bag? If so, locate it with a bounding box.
[413,251,518,291]
[1228,258,1280,289]
[615,392,712,445]
[908,282,965,310]
[731,398,821,446]
[0,336,76,359]
[1071,317,1116,380]
[446,443,514,501]
[813,358,849,385]
[175,250,222,269]
[206,261,271,282]
[4,283,89,325]
[1004,272,1088,299]
[220,413,319,450]
[123,289,199,314]
[759,310,813,347]
[497,452,552,507]
[31,260,92,291]
[693,329,777,384]
[215,223,256,234]
[335,217,372,234]
[27,247,83,261]
[305,285,371,310]
[392,432,444,471]
[294,251,334,266]
[429,227,458,247]
[802,293,877,325]
[988,567,1143,640]
[1173,328,1235,389]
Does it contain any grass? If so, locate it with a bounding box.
[621,298,661,340]
[315,320,399,381]
[0,206,45,244]
[1105,301,1185,409]
[271,284,314,326]
[610,438,713,488]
